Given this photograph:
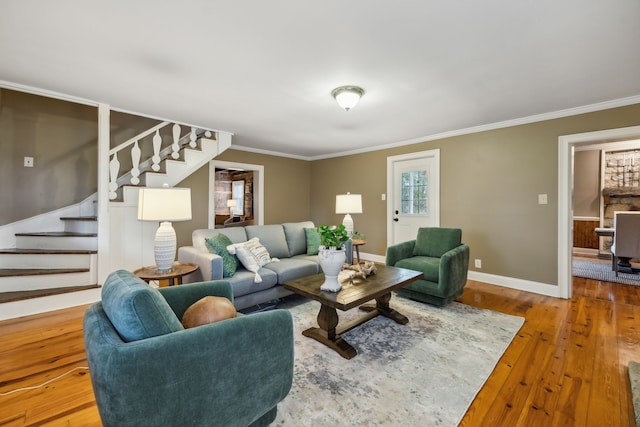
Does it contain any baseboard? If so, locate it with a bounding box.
[363,251,563,299]
[573,247,598,256]
[359,252,385,263]
[467,271,562,298]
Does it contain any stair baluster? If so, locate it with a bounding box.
[109,152,120,200]
[189,127,197,148]
[172,124,181,159]
[131,140,141,185]
[152,130,162,172]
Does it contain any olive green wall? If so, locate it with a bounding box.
[174,149,312,249]
[0,89,98,225]
[311,104,640,286]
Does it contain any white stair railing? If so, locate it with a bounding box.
[108,122,216,200]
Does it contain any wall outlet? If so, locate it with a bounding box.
[474,259,482,269]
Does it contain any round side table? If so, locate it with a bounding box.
[134,262,199,287]
[352,239,366,265]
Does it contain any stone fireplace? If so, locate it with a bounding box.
[599,149,640,253]
[602,149,640,226]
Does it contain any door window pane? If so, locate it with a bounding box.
[400,171,428,215]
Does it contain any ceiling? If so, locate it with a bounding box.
[1,1,639,159]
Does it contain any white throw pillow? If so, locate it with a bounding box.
[227,237,279,283]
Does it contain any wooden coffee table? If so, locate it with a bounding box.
[283,264,422,359]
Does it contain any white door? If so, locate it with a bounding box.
[387,150,440,246]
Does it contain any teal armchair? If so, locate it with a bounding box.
[386,227,470,306]
[83,270,294,427]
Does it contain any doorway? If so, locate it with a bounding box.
[209,160,264,228]
[386,149,440,246]
[558,125,640,299]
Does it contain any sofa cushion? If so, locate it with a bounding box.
[205,234,238,278]
[413,227,462,258]
[101,270,184,342]
[229,267,279,298]
[264,258,320,283]
[291,253,321,264]
[192,228,248,253]
[304,227,321,255]
[283,221,315,256]
[245,225,290,259]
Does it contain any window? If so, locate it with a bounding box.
[232,180,244,215]
[401,171,428,215]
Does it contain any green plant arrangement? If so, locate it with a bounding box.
[351,231,366,241]
[317,224,350,249]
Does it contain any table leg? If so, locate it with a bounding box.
[359,292,409,325]
[302,303,357,359]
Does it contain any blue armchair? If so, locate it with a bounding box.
[386,227,470,306]
[83,270,293,427]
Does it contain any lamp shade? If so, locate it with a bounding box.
[226,199,237,208]
[138,187,192,221]
[335,193,363,214]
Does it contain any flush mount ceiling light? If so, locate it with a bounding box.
[331,85,364,111]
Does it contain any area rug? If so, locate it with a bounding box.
[572,258,640,286]
[272,294,524,426]
[629,361,640,427]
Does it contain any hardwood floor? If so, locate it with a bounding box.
[1,274,639,426]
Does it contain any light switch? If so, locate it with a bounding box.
[24,157,34,167]
[538,194,548,205]
[381,193,386,201]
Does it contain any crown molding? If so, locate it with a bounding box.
[3,79,639,161]
[0,80,98,106]
[310,95,640,160]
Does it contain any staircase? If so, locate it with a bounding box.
[0,121,232,320]
[0,216,99,303]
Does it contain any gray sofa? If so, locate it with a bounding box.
[178,221,353,310]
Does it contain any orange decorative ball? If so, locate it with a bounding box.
[182,296,237,328]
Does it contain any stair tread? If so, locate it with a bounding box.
[60,216,97,221]
[15,232,97,237]
[0,285,100,304]
[0,248,97,255]
[0,268,90,277]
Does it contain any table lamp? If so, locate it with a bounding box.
[138,186,192,273]
[335,192,363,236]
[227,199,237,218]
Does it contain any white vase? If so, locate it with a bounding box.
[318,246,346,292]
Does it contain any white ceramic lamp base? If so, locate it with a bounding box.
[154,221,177,273]
[342,213,354,236]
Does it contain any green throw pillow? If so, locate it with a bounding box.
[205,234,238,278]
[304,227,321,255]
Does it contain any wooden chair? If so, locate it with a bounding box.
[611,211,640,276]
